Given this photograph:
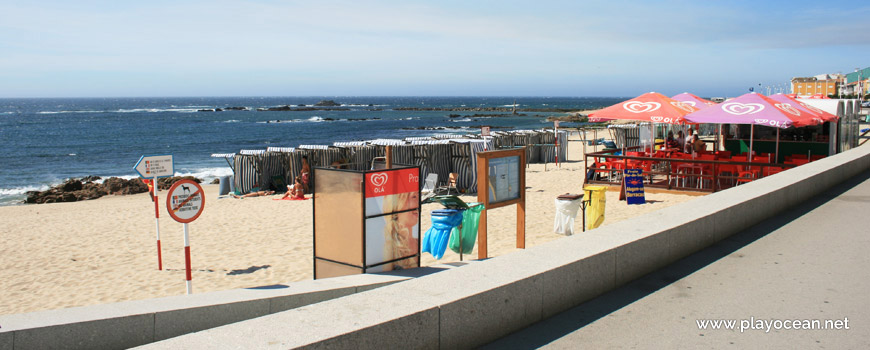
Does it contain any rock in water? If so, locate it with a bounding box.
[314,100,341,107]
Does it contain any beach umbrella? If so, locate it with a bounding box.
[671,92,716,109]
[590,92,700,153]
[683,92,821,161]
[589,92,700,124]
[672,92,719,150]
[769,94,838,123]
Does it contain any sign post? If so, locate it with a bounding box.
[481,126,491,151]
[476,148,526,259]
[166,179,205,294]
[554,121,560,167]
[133,154,174,270]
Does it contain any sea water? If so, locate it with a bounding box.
[0,96,621,205]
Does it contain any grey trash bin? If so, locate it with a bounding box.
[218,176,231,196]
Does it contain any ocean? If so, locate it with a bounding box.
[0,96,622,205]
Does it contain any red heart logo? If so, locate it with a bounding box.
[370,173,388,187]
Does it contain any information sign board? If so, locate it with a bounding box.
[487,155,521,204]
[134,155,174,179]
[623,168,646,205]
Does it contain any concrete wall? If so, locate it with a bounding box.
[3,145,869,349]
[0,272,427,350]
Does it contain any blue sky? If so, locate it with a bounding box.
[1,0,869,98]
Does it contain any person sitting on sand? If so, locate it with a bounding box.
[281,176,305,200]
[232,190,275,198]
[301,155,311,192]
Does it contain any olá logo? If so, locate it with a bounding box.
[370,173,388,187]
[722,103,764,115]
[669,101,696,113]
[774,103,801,116]
[800,103,824,115]
[623,101,661,113]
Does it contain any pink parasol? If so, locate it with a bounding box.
[683,92,818,129]
[684,92,823,162]
[671,92,716,109]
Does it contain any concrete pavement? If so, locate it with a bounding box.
[483,170,870,349]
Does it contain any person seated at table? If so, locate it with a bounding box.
[666,131,679,149]
[676,130,686,151]
[690,134,706,154]
[684,132,697,153]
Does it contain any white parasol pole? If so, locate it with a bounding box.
[775,128,780,163]
[749,124,754,162]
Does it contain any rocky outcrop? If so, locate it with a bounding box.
[396,107,575,112]
[314,100,341,107]
[546,114,589,123]
[24,176,201,204]
[256,106,350,112]
[400,125,513,131]
[156,176,201,190]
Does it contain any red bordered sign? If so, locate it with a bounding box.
[166,179,205,223]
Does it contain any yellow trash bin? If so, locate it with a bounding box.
[583,185,607,229]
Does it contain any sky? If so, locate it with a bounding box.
[1,0,869,98]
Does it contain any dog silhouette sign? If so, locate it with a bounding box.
[166,179,205,224]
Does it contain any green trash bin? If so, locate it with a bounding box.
[449,203,484,254]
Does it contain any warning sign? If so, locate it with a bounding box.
[166,179,205,223]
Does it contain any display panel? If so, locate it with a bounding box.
[314,169,364,267]
[363,167,420,271]
[487,155,521,204]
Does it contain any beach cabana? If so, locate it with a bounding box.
[233,150,266,194]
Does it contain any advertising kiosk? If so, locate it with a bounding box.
[313,165,421,279]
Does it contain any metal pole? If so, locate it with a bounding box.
[153,177,162,270]
[775,128,780,163]
[749,125,755,163]
[183,223,192,294]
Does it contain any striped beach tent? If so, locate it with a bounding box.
[233,150,265,194]
[261,147,295,191]
[341,145,379,171]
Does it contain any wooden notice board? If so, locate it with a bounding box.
[476,147,526,259]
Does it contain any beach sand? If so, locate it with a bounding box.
[0,131,699,316]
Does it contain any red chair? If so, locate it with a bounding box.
[714,150,732,159]
[729,156,758,185]
[786,158,810,166]
[626,152,653,174]
[764,166,785,176]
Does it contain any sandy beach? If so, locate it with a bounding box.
[0,132,699,316]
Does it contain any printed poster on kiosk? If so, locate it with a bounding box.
[364,168,420,272]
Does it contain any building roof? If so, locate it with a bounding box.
[846,67,870,83]
[791,77,817,83]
